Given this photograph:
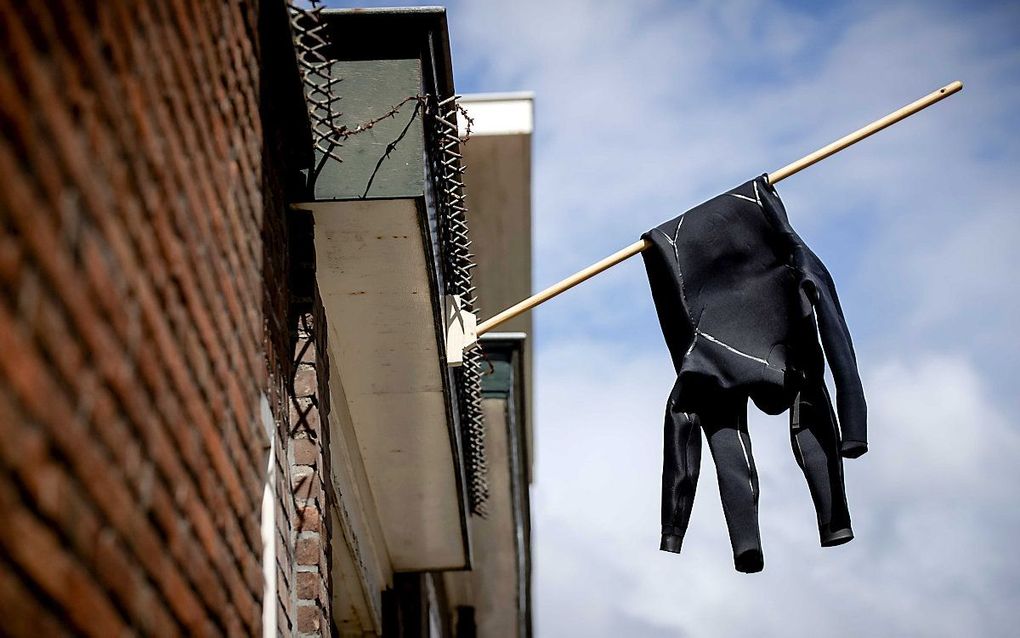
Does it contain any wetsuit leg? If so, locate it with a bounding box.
[791,382,854,546]
[660,379,702,554]
[702,399,764,573]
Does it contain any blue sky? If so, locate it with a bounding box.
[335,1,1020,635]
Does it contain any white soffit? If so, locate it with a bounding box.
[458,92,534,136]
[305,198,467,571]
[445,396,522,637]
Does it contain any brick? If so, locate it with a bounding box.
[290,397,321,435]
[296,506,321,533]
[0,554,70,637]
[295,571,320,601]
[296,536,321,567]
[293,436,319,467]
[295,338,317,364]
[0,476,127,636]
[296,603,322,634]
[293,471,320,504]
[293,365,318,397]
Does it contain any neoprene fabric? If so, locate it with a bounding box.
[641,175,866,573]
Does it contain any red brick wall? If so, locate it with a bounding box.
[289,306,334,637]
[0,1,305,635]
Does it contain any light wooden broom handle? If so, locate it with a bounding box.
[476,80,963,336]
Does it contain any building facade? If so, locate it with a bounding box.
[0,3,532,637]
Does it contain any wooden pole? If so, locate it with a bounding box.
[475,81,962,337]
[476,239,650,337]
[766,80,963,183]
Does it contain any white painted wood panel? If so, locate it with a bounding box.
[307,198,468,572]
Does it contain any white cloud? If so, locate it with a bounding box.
[534,342,1020,637]
[334,0,1020,634]
[463,1,1020,635]
[443,0,1020,373]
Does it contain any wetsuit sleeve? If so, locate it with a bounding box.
[789,379,855,545]
[660,379,701,554]
[803,257,868,458]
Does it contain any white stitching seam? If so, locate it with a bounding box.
[697,330,772,367]
[735,428,755,499]
[728,183,763,207]
[653,215,686,266]
[654,217,694,326]
[684,332,698,357]
[729,193,757,204]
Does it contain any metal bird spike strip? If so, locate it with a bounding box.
[287,2,490,515]
[288,1,346,164]
[426,94,489,516]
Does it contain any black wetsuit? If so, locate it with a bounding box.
[641,175,867,573]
